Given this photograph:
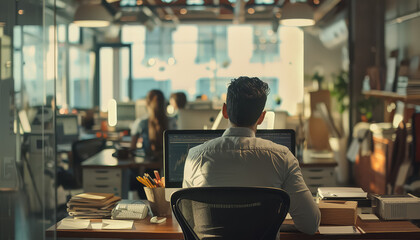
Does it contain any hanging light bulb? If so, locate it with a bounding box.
[74,1,113,28]
[280,2,315,27]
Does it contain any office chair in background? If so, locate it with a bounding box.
[171,187,290,240]
[58,137,106,190]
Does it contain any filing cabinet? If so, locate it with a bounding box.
[301,166,337,195]
[83,168,124,197]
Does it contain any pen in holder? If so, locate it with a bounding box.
[144,187,171,217]
[137,171,170,217]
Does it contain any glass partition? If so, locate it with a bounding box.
[0,0,59,239]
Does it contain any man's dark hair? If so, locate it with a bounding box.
[226,76,270,127]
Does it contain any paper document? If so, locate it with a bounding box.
[318,226,361,235]
[310,151,334,159]
[90,222,103,230]
[76,193,107,200]
[358,213,379,221]
[57,218,90,230]
[102,219,134,230]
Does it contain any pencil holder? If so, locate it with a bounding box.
[144,187,171,217]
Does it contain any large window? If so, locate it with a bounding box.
[122,24,304,114]
[69,46,94,109]
[99,45,132,112]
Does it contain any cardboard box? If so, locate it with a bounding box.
[318,200,357,226]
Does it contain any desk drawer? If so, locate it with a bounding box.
[83,168,122,185]
[303,175,335,185]
[301,167,335,178]
[302,167,336,195]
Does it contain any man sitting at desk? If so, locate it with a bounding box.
[183,76,320,234]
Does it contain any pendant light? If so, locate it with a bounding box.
[74,0,113,28]
[280,2,315,27]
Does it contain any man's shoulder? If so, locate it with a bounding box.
[188,136,290,154]
[189,137,223,153]
[255,137,290,152]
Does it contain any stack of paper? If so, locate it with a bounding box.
[67,193,121,219]
[317,187,371,207]
[317,187,367,199]
[396,77,420,95]
[318,226,361,235]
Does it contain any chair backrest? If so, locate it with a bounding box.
[171,187,290,240]
[71,137,106,187]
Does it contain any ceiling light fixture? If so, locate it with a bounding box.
[74,0,114,28]
[280,2,315,27]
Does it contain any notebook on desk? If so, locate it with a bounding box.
[317,187,367,199]
[317,187,371,208]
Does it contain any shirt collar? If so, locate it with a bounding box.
[222,127,256,138]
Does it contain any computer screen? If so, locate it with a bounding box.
[56,115,79,145]
[163,129,295,188]
[117,102,136,121]
[116,102,136,130]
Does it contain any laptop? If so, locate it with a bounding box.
[163,129,295,200]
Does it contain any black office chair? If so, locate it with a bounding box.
[58,137,106,189]
[171,187,290,240]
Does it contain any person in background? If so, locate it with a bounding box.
[168,92,187,118]
[79,109,96,140]
[170,92,187,111]
[183,77,320,235]
[130,89,177,158]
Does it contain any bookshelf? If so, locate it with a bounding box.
[362,90,420,105]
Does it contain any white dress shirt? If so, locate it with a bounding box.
[183,127,320,234]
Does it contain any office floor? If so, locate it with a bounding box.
[13,191,51,240]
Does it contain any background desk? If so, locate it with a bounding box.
[300,151,338,195]
[46,216,420,240]
[82,149,162,198]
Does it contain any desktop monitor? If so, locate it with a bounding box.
[163,129,295,199]
[56,115,79,145]
[116,102,136,130]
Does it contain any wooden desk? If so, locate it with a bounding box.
[46,217,183,239]
[281,218,420,240]
[81,149,162,198]
[46,216,420,240]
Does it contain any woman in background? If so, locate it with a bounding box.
[130,90,176,198]
[130,89,176,159]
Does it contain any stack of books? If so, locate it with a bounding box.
[396,76,420,95]
[67,193,121,219]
